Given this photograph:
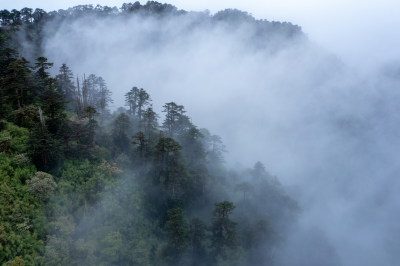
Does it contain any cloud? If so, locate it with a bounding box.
[34,10,400,265]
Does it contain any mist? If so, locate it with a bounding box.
[17,6,400,266]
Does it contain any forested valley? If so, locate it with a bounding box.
[0,2,302,265]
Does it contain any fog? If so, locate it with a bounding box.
[27,8,400,266]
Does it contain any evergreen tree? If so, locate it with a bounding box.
[39,80,66,135]
[154,137,193,203]
[162,102,192,138]
[28,124,62,171]
[132,131,152,163]
[34,56,53,89]
[165,208,188,256]
[96,76,112,116]
[125,86,140,116]
[143,107,159,140]
[211,201,237,259]
[137,88,151,121]
[188,218,208,264]
[112,113,131,155]
[55,63,75,109]
[0,7,302,265]
[1,57,33,110]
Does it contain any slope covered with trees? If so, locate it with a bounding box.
[0,2,299,265]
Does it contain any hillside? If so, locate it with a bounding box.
[0,2,308,265]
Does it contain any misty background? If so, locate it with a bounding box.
[4,0,400,69]
[7,2,400,265]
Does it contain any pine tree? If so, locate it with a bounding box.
[137,88,151,121]
[162,102,192,138]
[211,201,237,259]
[154,137,192,202]
[142,107,159,140]
[37,79,67,140]
[34,56,53,89]
[28,124,62,171]
[1,57,33,110]
[166,208,188,251]
[188,218,207,263]
[132,131,151,162]
[55,63,75,109]
[96,76,112,116]
[112,113,131,155]
[124,86,140,116]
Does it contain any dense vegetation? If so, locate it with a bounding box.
[0,2,299,265]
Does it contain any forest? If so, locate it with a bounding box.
[0,2,304,266]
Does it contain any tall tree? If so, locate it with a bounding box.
[112,113,131,154]
[211,201,237,259]
[55,63,75,108]
[1,57,33,110]
[154,137,191,202]
[34,56,53,89]
[96,76,112,116]
[142,107,159,140]
[132,131,151,162]
[188,218,207,263]
[39,79,66,135]
[125,86,140,116]
[28,124,62,171]
[137,88,151,120]
[162,102,192,138]
[165,208,188,253]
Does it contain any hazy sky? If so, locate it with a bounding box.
[2,0,400,67]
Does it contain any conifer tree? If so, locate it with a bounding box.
[55,63,75,108]
[142,107,159,140]
[40,79,66,135]
[188,218,207,262]
[137,88,151,121]
[166,208,188,252]
[1,57,33,110]
[162,102,192,138]
[125,86,140,116]
[34,56,53,89]
[211,201,237,259]
[112,112,131,154]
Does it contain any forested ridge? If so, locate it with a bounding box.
[0,2,299,265]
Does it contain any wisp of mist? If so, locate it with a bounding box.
[27,8,400,266]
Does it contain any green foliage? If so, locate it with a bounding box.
[162,102,192,138]
[211,201,237,259]
[34,56,53,85]
[28,125,62,171]
[166,208,188,250]
[55,63,75,108]
[153,137,194,205]
[12,105,40,129]
[53,159,118,210]
[1,57,33,110]
[27,171,57,201]
[0,151,45,265]
[0,121,29,154]
[112,112,131,155]
[39,83,66,133]
[0,7,301,265]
